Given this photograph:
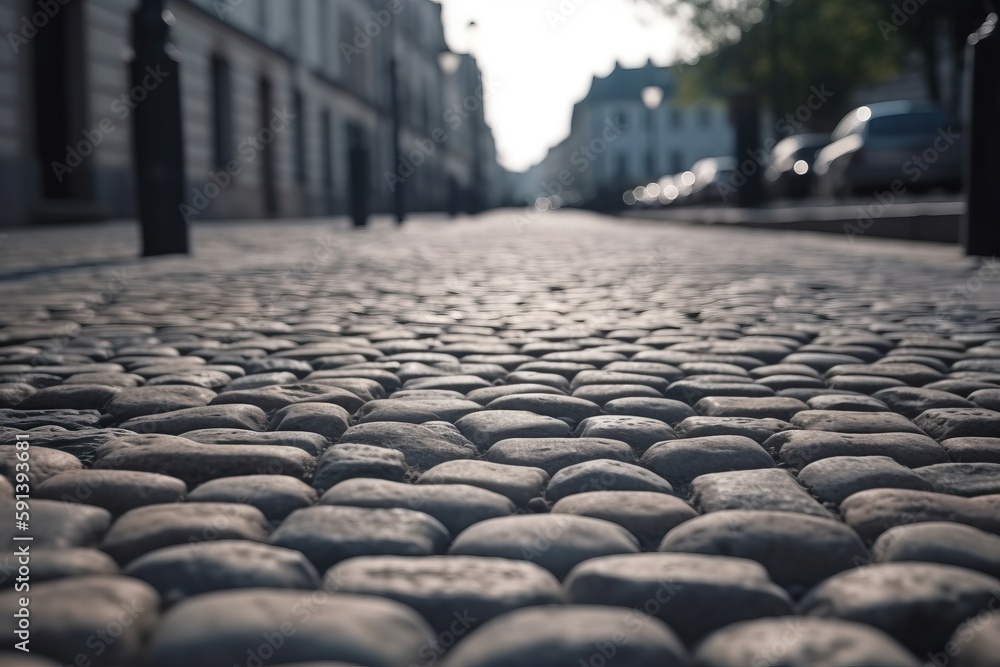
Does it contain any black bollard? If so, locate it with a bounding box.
[131,0,188,256]
[390,56,406,225]
[349,144,371,228]
[729,90,765,208]
[962,14,1000,258]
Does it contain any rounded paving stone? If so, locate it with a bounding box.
[695,396,807,420]
[0,575,159,667]
[181,427,329,455]
[659,510,868,596]
[124,539,320,605]
[15,383,121,411]
[603,397,697,424]
[312,443,409,492]
[641,435,775,492]
[913,408,1000,441]
[915,462,1000,497]
[799,562,1000,656]
[210,384,365,413]
[0,498,110,548]
[320,478,514,536]
[35,469,187,515]
[484,393,602,426]
[449,514,640,579]
[806,393,891,412]
[120,404,268,435]
[104,385,217,422]
[797,455,932,505]
[455,409,571,451]
[187,475,318,523]
[872,386,977,419]
[694,617,920,667]
[101,502,271,564]
[565,553,794,645]
[789,409,925,434]
[417,460,549,507]
[841,489,1000,542]
[674,416,792,444]
[545,459,674,502]
[486,437,636,475]
[946,611,1000,667]
[689,468,833,518]
[0,547,118,588]
[266,402,350,440]
[574,414,676,454]
[768,430,949,470]
[941,437,1000,464]
[872,522,1000,577]
[147,590,436,667]
[0,445,82,486]
[552,491,697,550]
[335,422,478,471]
[324,555,564,636]
[355,398,482,424]
[94,441,316,487]
[269,506,451,572]
[439,605,690,667]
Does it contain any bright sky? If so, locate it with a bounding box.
[435,0,685,173]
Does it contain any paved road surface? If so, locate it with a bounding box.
[1,210,999,666]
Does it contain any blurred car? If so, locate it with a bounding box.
[688,157,737,204]
[813,101,962,197]
[765,133,830,199]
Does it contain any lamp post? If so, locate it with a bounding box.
[130,0,188,256]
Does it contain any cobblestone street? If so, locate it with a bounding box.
[2,210,1000,666]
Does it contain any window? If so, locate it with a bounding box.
[698,108,712,128]
[672,150,684,173]
[646,150,655,178]
[210,55,232,168]
[293,90,307,185]
[671,108,682,129]
[614,111,629,131]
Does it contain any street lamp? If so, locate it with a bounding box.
[130,0,187,256]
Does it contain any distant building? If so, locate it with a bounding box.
[521,60,734,208]
[0,0,504,225]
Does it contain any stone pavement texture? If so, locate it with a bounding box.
[1,209,999,667]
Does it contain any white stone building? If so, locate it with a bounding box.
[0,0,503,225]
[522,61,734,207]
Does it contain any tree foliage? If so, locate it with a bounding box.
[645,0,994,127]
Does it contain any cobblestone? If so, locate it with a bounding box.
[2,211,999,664]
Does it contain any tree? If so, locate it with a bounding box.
[645,0,994,120]
[643,0,903,129]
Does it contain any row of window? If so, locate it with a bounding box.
[614,106,716,131]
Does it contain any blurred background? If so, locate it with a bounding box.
[0,0,996,245]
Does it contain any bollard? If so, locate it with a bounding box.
[131,0,188,256]
[962,13,1000,258]
[349,145,371,228]
[729,90,765,208]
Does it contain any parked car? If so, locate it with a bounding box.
[813,101,962,197]
[688,157,737,204]
[765,133,830,199]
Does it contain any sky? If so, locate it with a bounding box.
[435,0,685,173]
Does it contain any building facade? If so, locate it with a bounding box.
[521,61,734,208]
[0,0,503,225]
